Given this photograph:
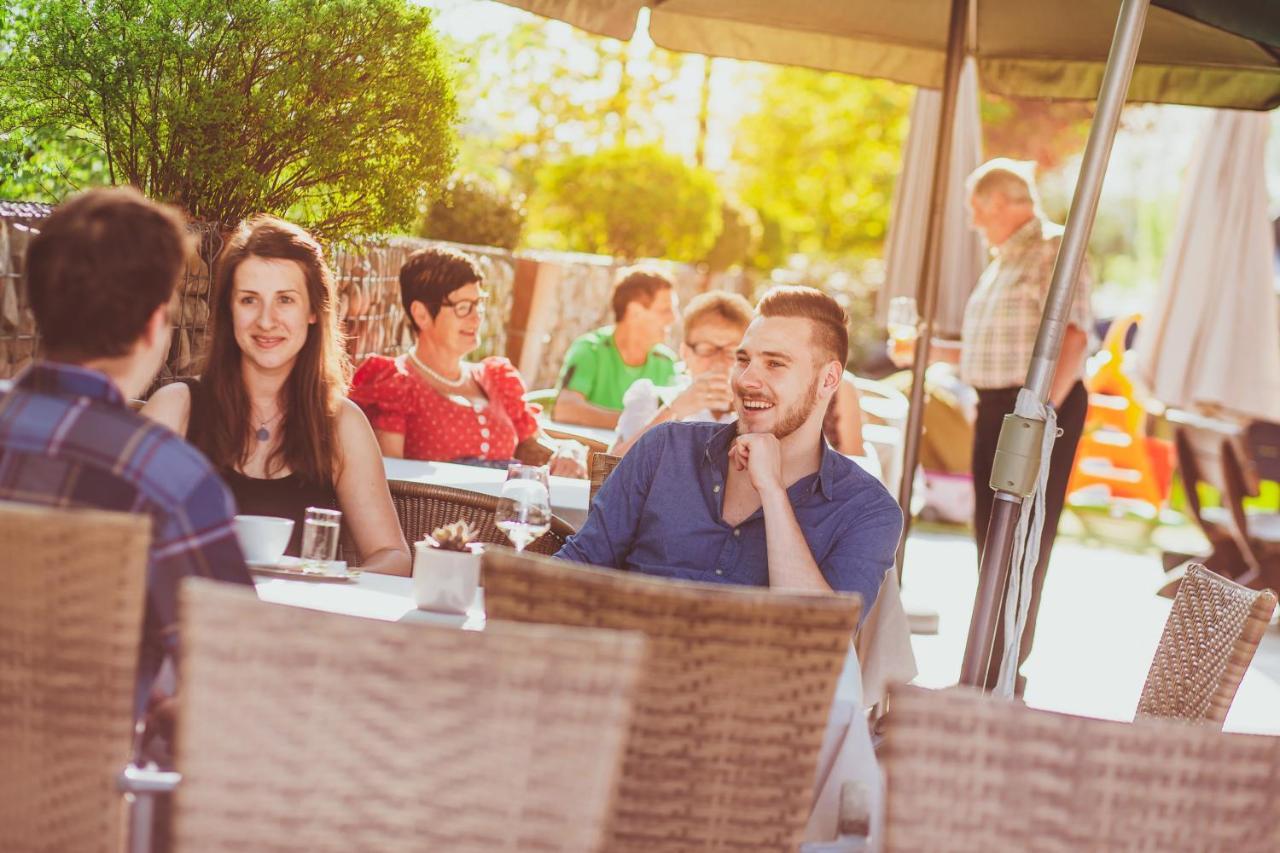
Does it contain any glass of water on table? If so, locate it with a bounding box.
[496,464,552,553]
[299,507,343,573]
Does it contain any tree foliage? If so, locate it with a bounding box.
[0,0,458,233]
[420,175,525,251]
[734,68,912,267]
[702,199,761,273]
[981,94,1093,171]
[529,145,721,262]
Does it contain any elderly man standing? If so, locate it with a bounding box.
[958,158,1093,695]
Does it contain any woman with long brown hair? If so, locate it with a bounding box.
[144,216,410,575]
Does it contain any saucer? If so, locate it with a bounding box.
[248,556,357,583]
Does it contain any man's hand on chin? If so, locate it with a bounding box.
[729,433,786,496]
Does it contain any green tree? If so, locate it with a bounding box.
[702,199,761,273]
[734,68,913,266]
[0,0,458,233]
[420,175,525,251]
[529,145,721,261]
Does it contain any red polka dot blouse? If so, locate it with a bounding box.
[350,355,540,464]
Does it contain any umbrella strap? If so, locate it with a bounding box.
[995,388,1059,697]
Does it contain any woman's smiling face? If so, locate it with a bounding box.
[231,256,315,372]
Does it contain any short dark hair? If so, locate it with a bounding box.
[399,246,484,331]
[611,265,673,322]
[26,187,191,361]
[755,285,849,366]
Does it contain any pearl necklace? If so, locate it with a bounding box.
[408,350,468,389]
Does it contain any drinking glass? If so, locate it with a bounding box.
[495,463,552,553]
[886,296,920,362]
[300,507,343,570]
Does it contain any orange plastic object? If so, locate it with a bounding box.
[1067,315,1166,510]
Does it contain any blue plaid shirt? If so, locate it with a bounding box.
[556,422,902,619]
[0,362,252,715]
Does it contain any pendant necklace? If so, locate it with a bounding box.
[254,410,283,442]
[408,350,467,389]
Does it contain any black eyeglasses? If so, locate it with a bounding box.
[686,341,737,359]
[438,292,490,318]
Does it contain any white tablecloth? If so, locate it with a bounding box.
[382,457,590,529]
[255,570,878,844]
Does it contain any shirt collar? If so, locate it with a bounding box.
[702,421,838,501]
[14,361,127,407]
[992,216,1044,258]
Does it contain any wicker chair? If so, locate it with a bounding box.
[0,501,150,853]
[882,684,1280,852]
[341,480,575,563]
[589,451,622,504]
[1136,562,1276,727]
[544,427,610,472]
[481,548,863,852]
[172,578,647,852]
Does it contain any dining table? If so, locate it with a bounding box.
[253,567,883,846]
[382,456,590,529]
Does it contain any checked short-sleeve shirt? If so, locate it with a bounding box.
[0,362,253,716]
[960,217,1094,390]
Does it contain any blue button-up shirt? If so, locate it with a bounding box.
[0,362,253,716]
[556,422,902,618]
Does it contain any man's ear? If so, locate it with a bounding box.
[822,360,843,395]
[143,303,170,349]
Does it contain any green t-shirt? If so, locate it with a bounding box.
[557,326,677,412]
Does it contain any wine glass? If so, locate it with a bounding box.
[495,463,552,552]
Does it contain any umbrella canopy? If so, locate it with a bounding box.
[878,58,986,337]
[504,0,1280,109]
[1132,110,1280,422]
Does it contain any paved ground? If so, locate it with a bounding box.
[899,520,1280,734]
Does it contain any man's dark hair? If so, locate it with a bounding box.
[26,187,191,361]
[611,265,673,322]
[399,246,485,332]
[756,285,850,367]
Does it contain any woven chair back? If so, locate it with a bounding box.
[589,452,621,504]
[481,548,862,852]
[384,480,573,557]
[1137,563,1276,726]
[0,501,150,853]
[173,578,646,852]
[883,684,1280,852]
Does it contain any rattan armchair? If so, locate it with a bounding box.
[1136,562,1276,727]
[481,548,863,852]
[172,578,647,852]
[0,501,150,853]
[346,480,574,562]
[588,451,621,504]
[882,684,1280,852]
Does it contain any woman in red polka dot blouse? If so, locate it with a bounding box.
[350,246,586,477]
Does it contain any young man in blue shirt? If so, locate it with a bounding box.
[0,187,253,724]
[557,286,902,615]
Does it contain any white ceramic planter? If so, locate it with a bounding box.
[412,542,480,614]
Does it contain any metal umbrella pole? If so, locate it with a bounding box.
[894,0,970,578]
[958,0,1152,688]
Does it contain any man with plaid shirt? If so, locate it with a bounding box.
[0,188,253,724]
[958,159,1093,695]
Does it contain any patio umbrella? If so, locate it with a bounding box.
[504,1,1280,110]
[498,0,1280,688]
[878,57,986,338]
[1132,110,1280,423]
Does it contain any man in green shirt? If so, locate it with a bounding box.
[553,266,679,428]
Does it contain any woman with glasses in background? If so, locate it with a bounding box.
[350,246,586,476]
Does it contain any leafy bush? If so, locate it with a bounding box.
[420,176,525,250]
[529,145,721,261]
[0,0,458,234]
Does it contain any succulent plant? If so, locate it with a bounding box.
[426,519,478,553]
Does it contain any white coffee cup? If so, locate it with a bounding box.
[234,515,295,565]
